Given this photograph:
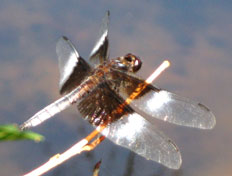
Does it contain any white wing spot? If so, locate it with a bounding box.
[164,115,168,121]
[90,30,108,57]
[115,114,145,141]
[60,52,77,87]
[147,91,171,111]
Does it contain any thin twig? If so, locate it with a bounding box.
[92,160,102,176]
[23,126,105,176]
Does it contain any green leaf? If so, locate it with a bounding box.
[0,124,44,142]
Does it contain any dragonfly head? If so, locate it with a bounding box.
[113,53,142,73]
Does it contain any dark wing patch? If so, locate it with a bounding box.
[105,69,160,99]
[56,36,91,95]
[77,82,133,126]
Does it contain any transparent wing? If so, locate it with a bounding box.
[106,70,216,129]
[56,36,91,94]
[102,113,182,169]
[89,11,110,66]
[133,89,216,129]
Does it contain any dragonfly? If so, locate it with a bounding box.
[20,11,216,169]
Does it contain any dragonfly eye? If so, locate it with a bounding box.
[124,55,133,62]
[132,57,142,72]
[124,53,142,72]
[113,54,142,73]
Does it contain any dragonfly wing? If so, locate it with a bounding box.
[102,112,182,169]
[89,11,110,66]
[77,81,133,126]
[133,89,216,129]
[76,78,181,169]
[105,69,216,129]
[56,36,91,94]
